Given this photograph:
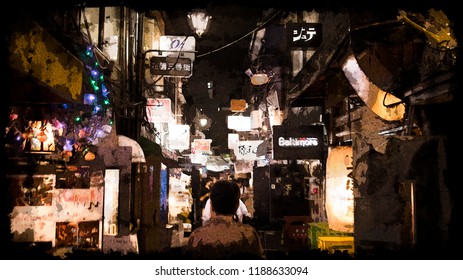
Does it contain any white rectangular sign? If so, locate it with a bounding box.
[160,36,196,61]
[168,124,190,150]
[234,140,263,160]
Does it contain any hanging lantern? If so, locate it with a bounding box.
[84,151,96,161]
[250,73,270,86]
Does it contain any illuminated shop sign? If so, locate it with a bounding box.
[150,56,192,77]
[272,125,325,160]
[278,137,318,147]
[287,23,322,48]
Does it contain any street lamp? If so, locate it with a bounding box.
[194,109,211,132]
[188,10,212,38]
[199,118,209,127]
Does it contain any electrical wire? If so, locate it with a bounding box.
[196,10,283,58]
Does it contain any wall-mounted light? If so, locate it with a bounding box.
[188,10,212,38]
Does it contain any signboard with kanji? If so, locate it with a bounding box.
[150,56,193,77]
[234,140,263,160]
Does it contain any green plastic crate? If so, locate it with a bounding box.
[308,222,353,249]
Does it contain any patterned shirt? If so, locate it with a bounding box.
[186,215,265,259]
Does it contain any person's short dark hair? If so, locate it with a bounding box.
[202,177,214,187]
[210,180,240,215]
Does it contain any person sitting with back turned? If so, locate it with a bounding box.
[185,180,265,260]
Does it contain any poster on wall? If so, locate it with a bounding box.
[55,220,100,248]
[78,221,100,248]
[56,166,92,188]
[306,160,326,222]
[10,206,55,242]
[8,174,55,206]
[7,166,105,245]
[54,187,104,221]
[103,169,119,236]
[7,174,56,242]
[55,221,78,246]
[269,164,311,219]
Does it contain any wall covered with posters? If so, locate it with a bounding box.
[7,147,137,254]
[7,161,105,249]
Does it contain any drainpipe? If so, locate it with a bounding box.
[135,12,145,142]
[119,6,127,107]
[127,11,135,139]
[98,6,105,50]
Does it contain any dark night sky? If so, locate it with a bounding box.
[164,5,265,154]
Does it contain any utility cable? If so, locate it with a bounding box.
[197,10,283,58]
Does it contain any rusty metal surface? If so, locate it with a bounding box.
[8,19,83,102]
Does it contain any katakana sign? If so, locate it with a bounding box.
[287,23,322,48]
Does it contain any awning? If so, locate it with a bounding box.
[138,136,179,167]
[118,135,146,163]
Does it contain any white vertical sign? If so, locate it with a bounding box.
[168,124,190,150]
[326,146,354,233]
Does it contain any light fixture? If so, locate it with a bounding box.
[245,68,270,86]
[188,10,212,38]
[199,118,208,127]
[193,109,211,131]
[250,73,269,86]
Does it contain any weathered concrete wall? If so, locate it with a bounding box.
[353,132,450,256]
